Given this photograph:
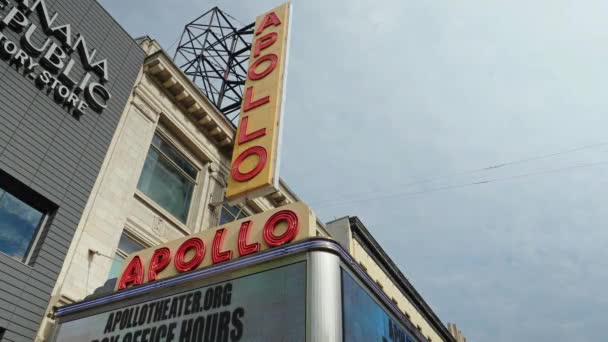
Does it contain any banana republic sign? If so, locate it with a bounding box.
[0,0,111,117]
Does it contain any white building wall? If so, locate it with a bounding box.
[37,37,307,341]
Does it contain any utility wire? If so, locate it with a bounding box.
[317,159,608,209]
[311,141,608,206]
[223,11,246,27]
[168,33,182,56]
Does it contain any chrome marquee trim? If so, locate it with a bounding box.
[55,237,427,341]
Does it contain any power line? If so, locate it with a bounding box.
[167,33,182,55]
[311,141,608,206]
[223,11,245,27]
[317,159,608,209]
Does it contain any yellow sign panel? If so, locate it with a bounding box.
[115,202,314,290]
[226,3,291,202]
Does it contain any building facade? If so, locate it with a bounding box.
[0,3,470,340]
[327,217,462,342]
[37,34,468,341]
[36,37,319,341]
[448,323,468,342]
[0,0,144,340]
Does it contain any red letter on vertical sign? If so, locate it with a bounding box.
[263,210,300,247]
[212,228,233,264]
[243,86,270,112]
[247,54,278,81]
[238,220,261,256]
[254,32,278,57]
[256,11,282,35]
[117,256,144,290]
[238,116,266,144]
[148,247,171,282]
[231,146,268,182]
[174,238,205,273]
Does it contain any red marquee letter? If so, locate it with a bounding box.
[243,86,270,112]
[238,116,266,144]
[117,256,144,290]
[174,238,205,273]
[238,220,260,256]
[256,11,282,35]
[247,54,278,81]
[148,247,171,282]
[263,210,299,247]
[212,228,233,264]
[231,146,267,182]
[254,32,278,57]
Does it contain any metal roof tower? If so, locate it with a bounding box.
[173,7,254,126]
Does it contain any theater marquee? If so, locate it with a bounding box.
[115,202,315,290]
[57,263,306,342]
[226,3,291,202]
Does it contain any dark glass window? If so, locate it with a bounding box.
[137,133,198,223]
[0,189,43,261]
[342,270,418,342]
[219,200,248,224]
[0,170,54,264]
[108,233,145,279]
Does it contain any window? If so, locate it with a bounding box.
[219,200,248,225]
[0,170,54,264]
[107,233,145,279]
[342,270,417,342]
[137,133,198,223]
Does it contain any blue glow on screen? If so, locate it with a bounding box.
[342,270,417,342]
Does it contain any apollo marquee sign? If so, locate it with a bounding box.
[116,202,316,290]
[0,0,111,117]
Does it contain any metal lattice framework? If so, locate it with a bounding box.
[173,7,254,126]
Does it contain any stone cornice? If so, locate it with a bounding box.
[143,50,235,149]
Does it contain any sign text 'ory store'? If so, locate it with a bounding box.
[0,0,112,117]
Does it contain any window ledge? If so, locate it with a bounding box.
[0,251,34,270]
[133,191,192,237]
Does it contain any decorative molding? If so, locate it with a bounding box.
[131,97,158,123]
[133,191,192,237]
[151,216,166,238]
[123,217,164,247]
[143,51,235,151]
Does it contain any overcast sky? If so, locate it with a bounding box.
[99,0,608,340]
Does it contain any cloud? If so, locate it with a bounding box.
[0,221,32,259]
[0,191,42,226]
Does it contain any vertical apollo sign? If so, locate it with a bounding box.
[226,3,291,202]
